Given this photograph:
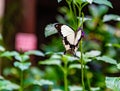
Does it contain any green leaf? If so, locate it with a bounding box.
[106,77,120,91]
[39,59,61,66]
[82,0,94,4]
[62,55,79,62]
[14,61,31,71]
[77,17,92,25]
[117,63,120,70]
[56,15,66,24]
[83,57,92,63]
[69,64,89,69]
[76,51,82,58]
[45,52,54,56]
[10,51,20,56]
[0,34,3,40]
[52,89,63,91]
[0,76,4,80]
[96,56,117,64]
[69,86,83,91]
[0,79,20,90]
[25,50,44,56]
[0,51,19,60]
[45,24,58,37]
[103,14,120,22]
[78,17,92,21]
[106,43,120,48]
[3,67,19,77]
[73,0,82,4]
[98,5,108,16]
[69,64,81,69]
[0,51,11,58]
[0,46,5,51]
[91,87,100,91]
[33,79,54,86]
[86,0,93,4]
[93,0,113,8]
[89,5,108,18]
[57,0,62,3]
[0,51,19,57]
[45,52,63,57]
[50,54,61,59]
[15,55,29,62]
[85,50,101,58]
[14,54,22,61]
[89,5,99,17]
[66,0,72,4]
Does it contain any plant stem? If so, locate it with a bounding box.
[0,59,1,76]
[87,76,91,91]
[72,3,78,29]
[67,2,76,29]
[20,70,24,91]
[85,67,91,91]
[64,61,68,91]
[80,40,85,91]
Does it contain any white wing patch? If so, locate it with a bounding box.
[74,29,82,45]
[61,25,75,45]
[62,40,70,50]
[74,29,82,53]
[61,25,75,37]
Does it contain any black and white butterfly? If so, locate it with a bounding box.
[55,24,84,56]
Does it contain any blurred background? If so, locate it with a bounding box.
[0,0,120,68]
[0,0,120,51]
[0,0,120,91]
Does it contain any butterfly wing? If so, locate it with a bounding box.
[74,28,82,52]
[55,24,75,51]
[55,24,83,55]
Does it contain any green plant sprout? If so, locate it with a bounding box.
[0,76,20,91]
[40,52,80,91]
[13,50,44,91]
[0,50,45,91]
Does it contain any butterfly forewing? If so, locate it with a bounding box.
[57,24,75,45]
[61,25,75,37]
[61,25,75,50]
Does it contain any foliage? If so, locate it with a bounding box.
[106,77,120,91]
[0,76,20,91]
[33,79,54,86]
[43,0,120,91]
[39,50,118,90]
[0,0,120,91]
[0,49,46,91]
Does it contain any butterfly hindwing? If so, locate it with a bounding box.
[74,28,82,52]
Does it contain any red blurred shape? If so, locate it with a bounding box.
[15,33,37,52]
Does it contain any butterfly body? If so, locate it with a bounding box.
[55,24,84,55]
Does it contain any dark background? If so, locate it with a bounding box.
[3,0,120,50]
[37,0,120,44]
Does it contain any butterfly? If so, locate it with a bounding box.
[54,24,84,56]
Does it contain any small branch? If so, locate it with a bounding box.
[64,61,68,91]
[80,40,85,91]
[20,70,24,91]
